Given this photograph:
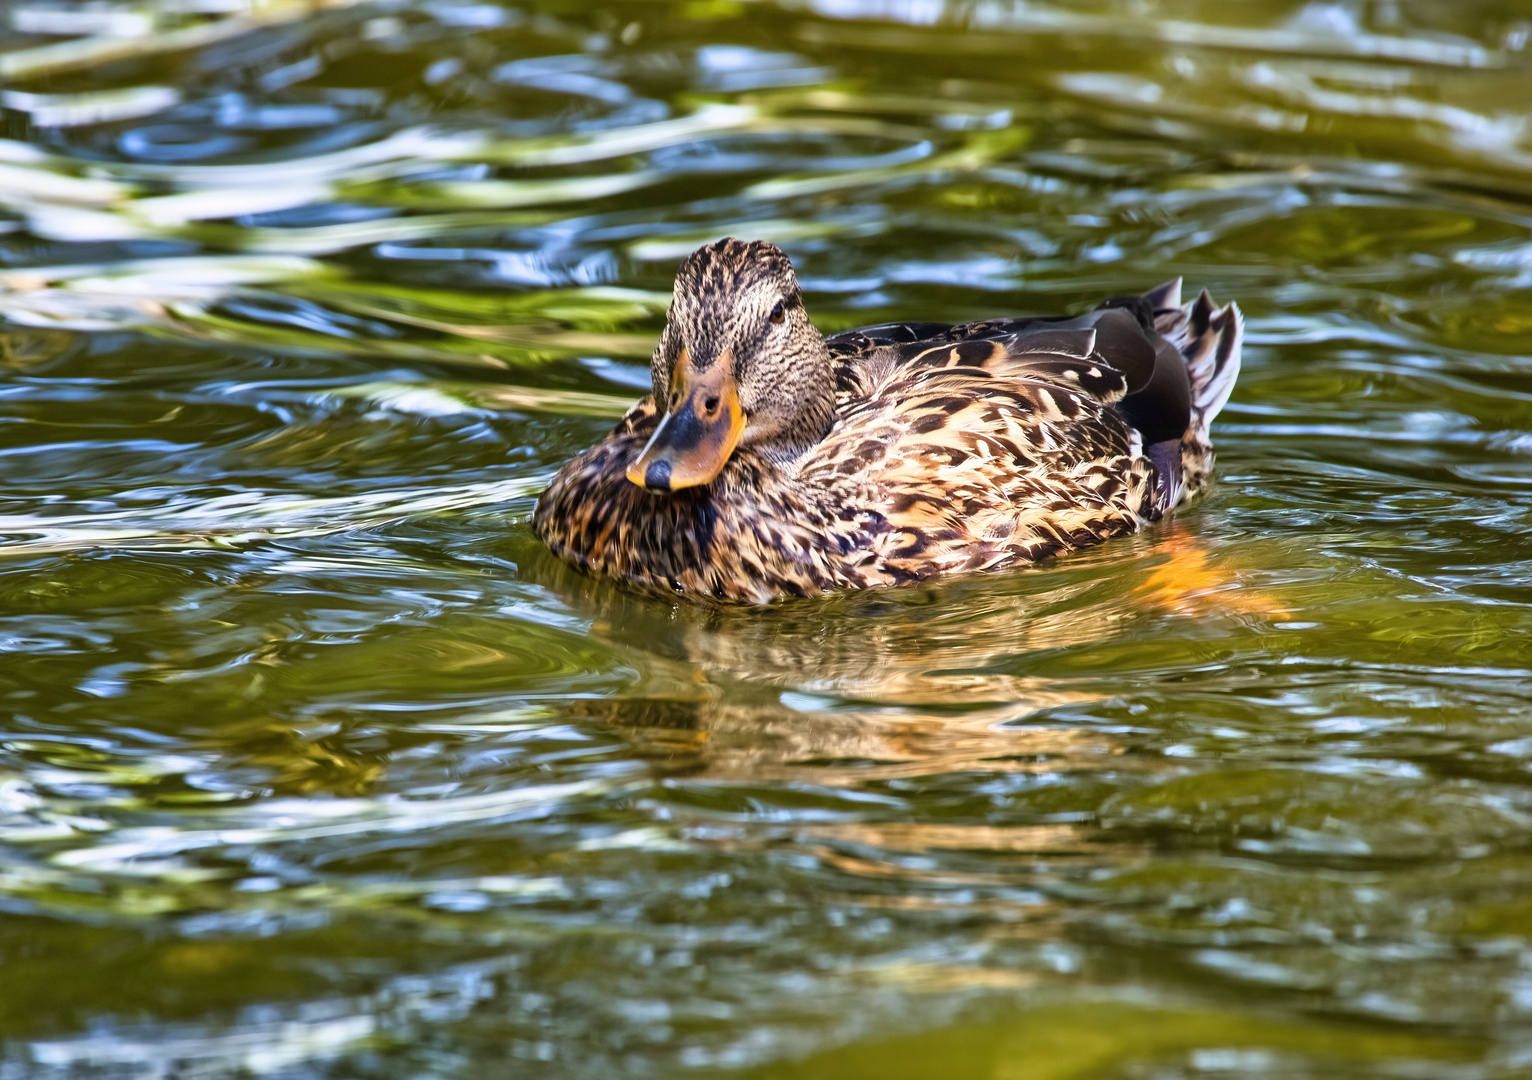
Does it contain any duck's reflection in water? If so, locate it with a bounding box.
[580,694,1149,913]
[536,540,1216,886]
[581,694,1122,785]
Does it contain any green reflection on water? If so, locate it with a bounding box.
[4,0,1532,1077]
[750,1001,1486,1080]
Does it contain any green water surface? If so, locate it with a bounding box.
[4,1,1532,1076]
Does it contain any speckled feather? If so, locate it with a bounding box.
[535,244,1242,604]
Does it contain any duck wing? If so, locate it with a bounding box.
[805,290,1211,581]
[832,300,1193,446]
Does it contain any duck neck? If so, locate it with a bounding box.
[749,349,837,466]
[762,402,835,465]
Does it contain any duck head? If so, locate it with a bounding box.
[627,239,835,493]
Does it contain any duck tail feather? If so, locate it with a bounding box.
[1152,287,1243,435]
[1142,276,1183,312]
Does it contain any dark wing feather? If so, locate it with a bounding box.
[838,304,1193,448]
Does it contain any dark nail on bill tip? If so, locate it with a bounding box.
[644,460,673,490]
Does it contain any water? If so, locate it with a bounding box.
[3,1,1532,1076]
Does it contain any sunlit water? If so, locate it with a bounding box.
[4,1,1532,1076]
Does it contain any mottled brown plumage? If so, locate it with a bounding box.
[535,239,1242,603]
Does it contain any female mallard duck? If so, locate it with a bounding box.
[535,239,1242,604]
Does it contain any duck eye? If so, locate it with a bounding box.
[769,301,785,325]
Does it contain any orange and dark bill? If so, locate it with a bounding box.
[626,351,745,492]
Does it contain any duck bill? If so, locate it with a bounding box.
[626,354,745,492]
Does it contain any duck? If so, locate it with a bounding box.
[534,238,1242,604]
